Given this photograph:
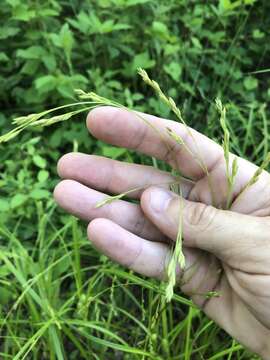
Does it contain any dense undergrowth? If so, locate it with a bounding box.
[0,0,269,358]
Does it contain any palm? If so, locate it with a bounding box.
[54,107,270,356]
[183,159,270,355]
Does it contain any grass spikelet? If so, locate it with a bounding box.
[138,68,185,124]
[95,194,126,208]
[215,98,238,209]
[13,113,44,125]
[75,89,122,108]
[238,152,270,198]
[138,68,200,156]
[95,179,193,209]
[249,152,270,184]
[0,128,23,143]
[31,108,88,127]
[166,127,184,145]
[165,192,184,303]
[138,68,216,207]
[0,101,98,144]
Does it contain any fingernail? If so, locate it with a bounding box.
[149,188,173,213]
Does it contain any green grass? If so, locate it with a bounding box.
[0,210,254,359]
[0,0,269,358]
[0,89,263,360]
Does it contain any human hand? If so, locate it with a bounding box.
[54,107,270,358]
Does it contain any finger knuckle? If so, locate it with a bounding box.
[187,202,216,231]
[133,213,146,237]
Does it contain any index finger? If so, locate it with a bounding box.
[87,106,223,180]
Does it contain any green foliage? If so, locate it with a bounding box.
[0,0,269,359]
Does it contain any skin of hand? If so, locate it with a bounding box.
[54,107,270,359]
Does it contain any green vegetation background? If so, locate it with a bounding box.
[0,0,269,358]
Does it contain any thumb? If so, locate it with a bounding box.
[141,186,268,270]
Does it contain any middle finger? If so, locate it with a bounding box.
[57,153,193,199]
[54,179,167,242]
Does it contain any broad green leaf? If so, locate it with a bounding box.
[12,4,36,21]
[102,146,126,159]
[38,8,59,17]
[0,52,9,62]
[252,29,264,39]
[59,23,74,56]
[244,76,258,91]
[0,26,20,39]
[30,189,50,200]
[152,21,169,39]
[5,0,20,7]
[101,20,131,33]
[0,199,10,212]
[33,155,47,169]
[37,170,49,182]
[57,83,74,98]
[191,37,202,49]
[21,60,39,75]
[131,52,155,72]
[35,75,56,94]
[11,194,28,208]
[17,46,46,60]
[164,62,182,82]
[219,0,233,10]
[68,11,90,34]
[42,54,57,71]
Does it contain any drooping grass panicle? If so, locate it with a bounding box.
[165,188,184,303]
[138,68,208,174]
[74,89,123,108]
[249,152,270,185]
[216,99,229,169]
[31,108,89,127]
[215,98,238,209]
[0,100,97,144]
[95,194,127,209]
[1,89,129,144]
[166,126,206,172]
[166,127,184,145]
[237,152,270,201]
[138,68,217,206]
[138,68,184,123]
[12,101,96,126]
[95,178,194,209]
